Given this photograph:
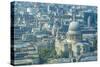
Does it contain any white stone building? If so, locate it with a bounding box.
[55,20,91,60]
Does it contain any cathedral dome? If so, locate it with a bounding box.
[68,21,80,31]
